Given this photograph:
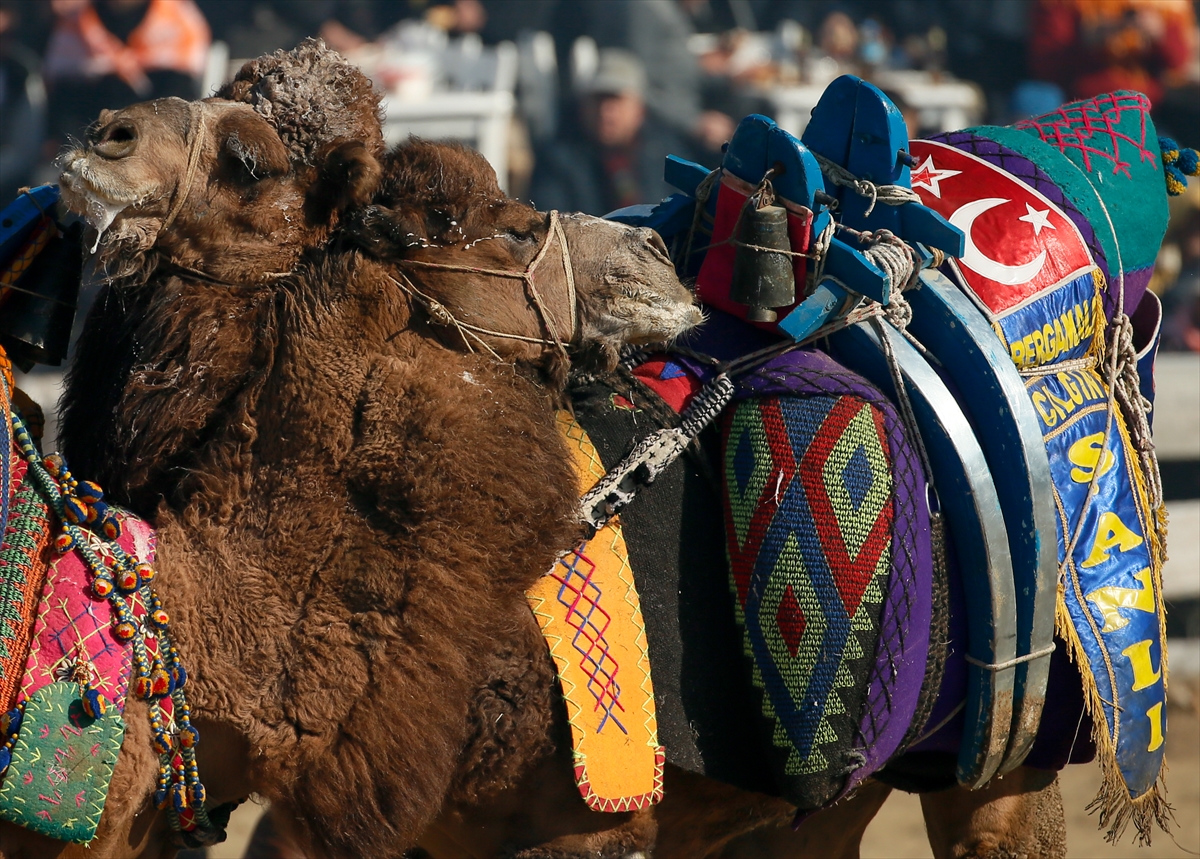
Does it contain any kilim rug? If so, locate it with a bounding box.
[720,345,937,810]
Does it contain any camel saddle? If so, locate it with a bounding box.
[584,77,1188,838]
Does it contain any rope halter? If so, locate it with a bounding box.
[162,104,208,232]
[387,209,579,364]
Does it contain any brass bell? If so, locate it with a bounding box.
[0,221,82,370]
[729,204,795,323]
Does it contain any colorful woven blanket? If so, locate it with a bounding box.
[719,346,938,810]
[0,392,148,842]
[0,382,213,844]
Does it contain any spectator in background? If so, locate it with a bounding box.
[553,1,736,162]
[1029,0,1197,105]
[196,0,333,59]
[936,0,1030,122]
[42,0,210,146]
[528,49,670,215]
[0,1,46,202]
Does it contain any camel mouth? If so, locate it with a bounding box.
[624,304,706,346]
[58,152,156,253]
[58,152,143,209]
[599,284,705,347]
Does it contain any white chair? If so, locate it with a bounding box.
[200,40,231,97]
[380,39,518,192]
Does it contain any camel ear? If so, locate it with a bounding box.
[216,111,291,180]
[309,140,383,220]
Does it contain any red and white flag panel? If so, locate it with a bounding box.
[908,139,1094,317]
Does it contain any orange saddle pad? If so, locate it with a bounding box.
[526,413,663,812]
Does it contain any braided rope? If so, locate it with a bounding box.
[1111,314,1163,509]
[812,151,922,217]
[578,373,735,531]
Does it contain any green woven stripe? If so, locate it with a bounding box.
[0,475,51,667]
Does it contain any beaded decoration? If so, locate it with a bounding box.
[5,409,219,845]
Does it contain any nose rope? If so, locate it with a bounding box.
[161,105,207,232]
[394,210,579,360]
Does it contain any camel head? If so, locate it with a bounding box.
[58,39,385,284]
[347,140,701,380]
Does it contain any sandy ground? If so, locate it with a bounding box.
[206,696,1198,859]
[860,695,1200,859]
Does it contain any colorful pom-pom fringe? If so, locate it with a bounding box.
[1161,136,1200,196]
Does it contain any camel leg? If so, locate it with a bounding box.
[919,766,1066,859]
[650,766,795,859]
[415,744,656,859]
[713,780,894,859]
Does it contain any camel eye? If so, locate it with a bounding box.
[504,227,535,243]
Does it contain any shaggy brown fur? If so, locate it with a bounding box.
[44,40,698,859]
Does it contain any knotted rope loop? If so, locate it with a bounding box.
[812,151,922,217]
[395,209,579,362]
[838,224,921,299]
[1110,311,1163,509]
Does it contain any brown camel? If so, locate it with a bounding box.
[0,41,701,859]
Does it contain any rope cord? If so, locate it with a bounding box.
[683,167,723,264]
[577,372,735,531]
[1055,159,1165,576]
[965,643,1058,672]
[389,210,580,361]
[162,105,207,232]
[812,151,922,217]
[806,217,836,290]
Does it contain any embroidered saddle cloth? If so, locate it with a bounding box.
[526,413,664,812]
[0,396,160,843]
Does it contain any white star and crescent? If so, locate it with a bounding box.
[909,154,961,199]
[948,198,1048,286]
[1018,203,1056,236]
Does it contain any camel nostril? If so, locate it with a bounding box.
[93,122,139,160]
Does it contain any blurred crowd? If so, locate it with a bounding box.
[1,0,1198,349]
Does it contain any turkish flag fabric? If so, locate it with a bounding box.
[908,140,1095,318]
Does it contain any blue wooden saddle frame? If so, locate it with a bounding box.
[905,271,1058,775]
[826,320,1016,787]
[0,186,60,262]
[807,77,1053,782]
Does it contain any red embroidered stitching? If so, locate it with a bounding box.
[1015,92,1156,179]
